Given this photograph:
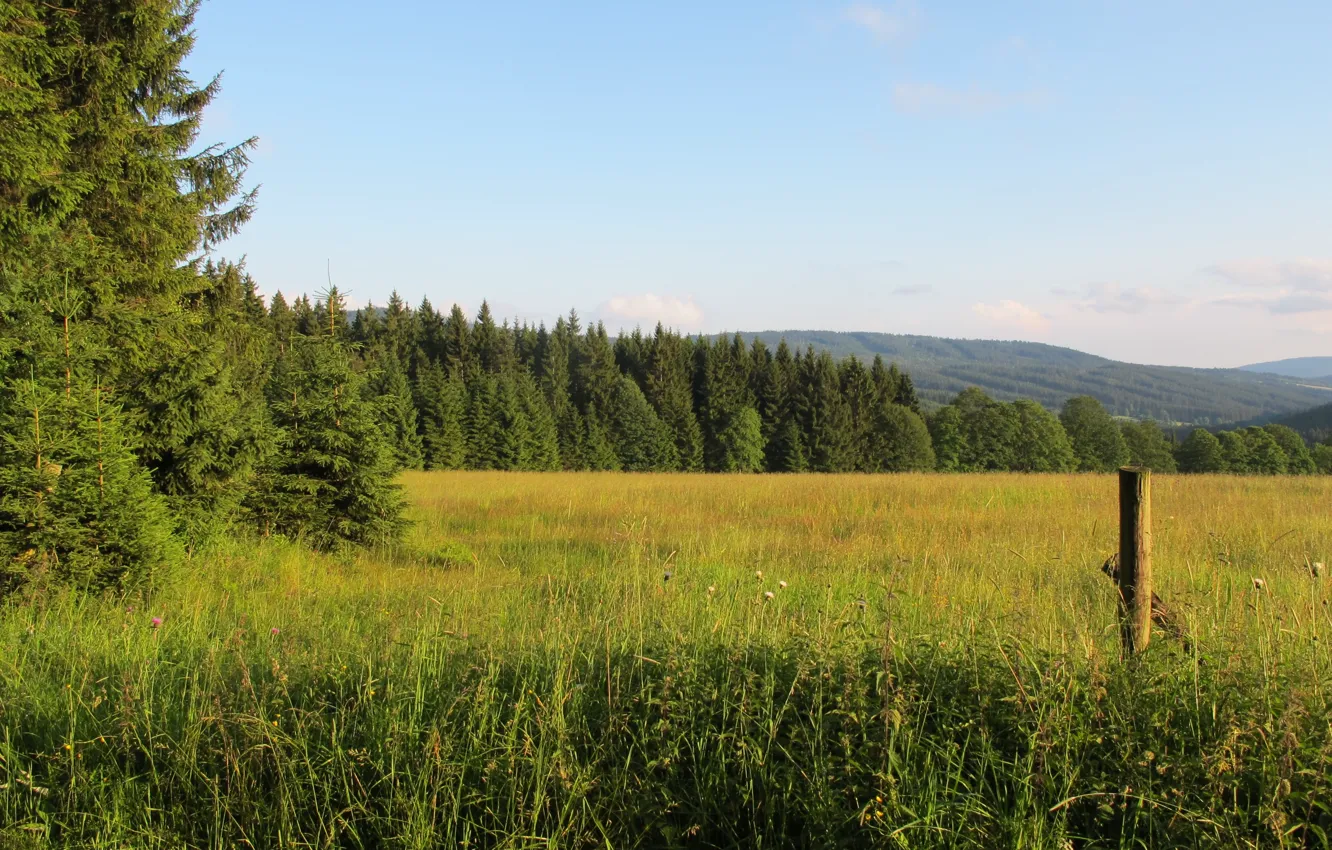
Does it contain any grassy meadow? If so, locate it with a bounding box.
[3,471,1331,848]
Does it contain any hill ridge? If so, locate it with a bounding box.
[708,330,1332,426]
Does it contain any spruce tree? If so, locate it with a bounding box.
[268,292,297,356]
[364,350,424,471]
[471,301,503,374]
[614,327,650,389]
[464,373,502,469]
[838,356,876,471]
[514,322,542,373]
[645,325,704,471]
[517,372,561,471]
[414,297,446,373]
[576,322,621,422]
[696,335,755,470]
[893,368,920,413]
[1,367,178,592]
[351,301,384,349]
[441,303,472,377]
[539,320,583,468]
[413,362,466,470]
[768,417,808,473]
[765,341,803,472]
[581,411,622,471]
[0,0,266,545]
[491,373,530,469]
[797,349,852,472]
[246,327,405,550]
[869,356,899,406]
[382,291,414,367]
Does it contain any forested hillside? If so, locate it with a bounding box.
[337,297,1332,477]
[1239,356,1332,380]
[1272,401,1332,444]
[738,331,1332,425]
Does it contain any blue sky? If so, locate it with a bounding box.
[187,0,1332,367]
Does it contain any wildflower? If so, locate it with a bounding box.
[778,580,788,589]
[1252,577,1266,591]
[63,743,71,751]
[151,617,162,629]
[1313,562,1325,579]
[755,570,763,580]
[857,598,867,611]
[707,585,715,595]
[663,569,672,582]
[271,627,281,636]
[125,606,134,614]
[764,591,774,600]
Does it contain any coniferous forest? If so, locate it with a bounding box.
[2,0,1331,598]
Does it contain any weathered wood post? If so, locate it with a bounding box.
[1118,466,1152,655]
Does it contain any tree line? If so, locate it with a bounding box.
[925,387,1332,475]
[3,2,1330,599]
[293,292,1332,481]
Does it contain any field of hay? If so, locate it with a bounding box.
[3,472,1331,848]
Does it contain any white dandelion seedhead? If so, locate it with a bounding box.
[764,591,775,600]
[779,581,788,589]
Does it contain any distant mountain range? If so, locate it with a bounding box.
[1238,356,1332,383]
[731,331,1332,426]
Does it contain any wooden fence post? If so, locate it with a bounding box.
[1118,466,1152,655]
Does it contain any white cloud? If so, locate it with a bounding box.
[1064,283,1188,314]
[1211,291,1332,315]
[892,82,1050,115]
[844,1,919,44]
[1202,258,1332,315]
[971,300,1049,333]
[601,293,704,330]
[1205,258,1332,292]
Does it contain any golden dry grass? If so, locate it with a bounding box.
[399,471,1332,657]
